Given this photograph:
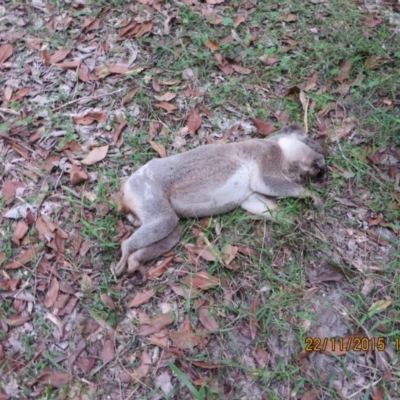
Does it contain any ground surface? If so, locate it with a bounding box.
[1,0,400,399]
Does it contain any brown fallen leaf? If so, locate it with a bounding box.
[183,271,220,290]
[367,230,390,246]
[102,333,115,363]
[0,252,5,267]
[205,40,220,51]
[44,278,60,308]
[70,164,88,185]
[53,60,81,69]
[304,72,318,91]
[81,145,109,165]
[198,307,219,331]
[301,389,318,400]
[360,16,382,28]
[154,102,177,113]
[236,245,256,257]
[0,44,13,64]
[233,14,246,27]
[138,313,174,336]
[285,14,297,22]
[2,179,16,205]
[170,315,202,350]
[100,294,116,311]
[122,86,139,105]
[388,165,398,180]
[190,361,223,368]
[186,108,202,135]
[5,245,41,269]
[337,60,352,82]
[232,64,252,74]
[129,289,155,308]
[50,49,70,64]
[147,256,174,279]
[259,55,279,66]
[42,49,51,66]
[201,9,222,25]
[73,111,107,125]
[330,123,355,141]
[149,141,167,158]
[366,56,388,70]
[222,244,237,265]
[12,220,29,246]
[33,371,70,388]
[185,243,215,262]
[252,118,277,136]
[154,92,177,102]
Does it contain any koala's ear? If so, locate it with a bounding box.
[281,123,306,136]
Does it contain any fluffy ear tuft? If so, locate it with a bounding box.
[280,123,305,136]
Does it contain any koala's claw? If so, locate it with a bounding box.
[112,258,127,278]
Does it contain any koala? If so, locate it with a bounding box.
[114,123,325,281]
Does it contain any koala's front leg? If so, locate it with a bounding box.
[251,175,323,210]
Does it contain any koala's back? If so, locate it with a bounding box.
[125,140,285,218]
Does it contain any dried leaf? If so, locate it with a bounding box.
[129,289,155,307]
[222,244,237,265]
[252,118,277,136]
[170,315,201,350]
[183,271,220,290]
[35,371,70,388]
[360,16,382,28]
[70,164,88,185]
[50,49,70,64]
[53,60,81,69]
[3,179,16,205]
[233,15,246,27]
[201,9,222,25]
[337,60,352,82]
[154,102,177,113]
[44,278,60,308]
[304,72,318,91]
[154,92,177,101]
[0,44,13,64]
[102,336,115,363]
[5,245,41,269]
[368,300,392,316]
[205,40,220,51]
[285,14,297,22]
[122,86,139,105]
[231,64,252,74]
[138,313,174,336]
[198,307,219,331]
[149,141,167,158]
[148,256,174,279]
[259,55,279,66]
[42,49,50,66]
[12,220,29,246]
[81,145,109,165]
[366,56,388,70]
[330,124,355,141]
[100,294,116,310]
[186,108,202,135]
[73,111,107,125]
[185,243,215,262]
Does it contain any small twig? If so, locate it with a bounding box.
[51,89,124,112]
[0,107,20,116]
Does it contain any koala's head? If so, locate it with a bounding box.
[269,124,326,182]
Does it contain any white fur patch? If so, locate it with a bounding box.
[278,137,305,162]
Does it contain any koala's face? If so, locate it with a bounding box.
[278,135,326,183]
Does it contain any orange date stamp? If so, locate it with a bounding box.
[305,337,389,353]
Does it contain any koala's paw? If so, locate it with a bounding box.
[112,258,127,278]
[126,254,148,285]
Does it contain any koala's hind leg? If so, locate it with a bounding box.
[113,198,179,278]
[241,194,278,220]
[126,224,181,283]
